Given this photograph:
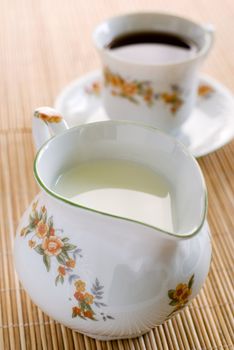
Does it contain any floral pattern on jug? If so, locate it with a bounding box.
[20,201,114,322]
[103,67,184,114]
[167,274,195,317]
[34,110,63,123]
[72,278,114,321]
[20,201,80,285]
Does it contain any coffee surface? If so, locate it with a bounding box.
[107,31,198,64]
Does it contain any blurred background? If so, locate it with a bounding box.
[2,0,234,130]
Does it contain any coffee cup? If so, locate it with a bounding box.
[93,12,214,132]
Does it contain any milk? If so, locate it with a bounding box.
[52,159,175,232]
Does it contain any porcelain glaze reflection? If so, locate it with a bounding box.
[14,107,212,340]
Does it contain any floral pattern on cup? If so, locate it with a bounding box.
[20,201,114,321]
[85,75,215,111]
[103,67,184,114]
[167,274,194,317]
[34,110,62,123]
[72,278,114,321]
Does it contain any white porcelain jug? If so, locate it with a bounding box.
[14,107,212,340]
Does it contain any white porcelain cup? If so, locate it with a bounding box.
[93,12,214,132]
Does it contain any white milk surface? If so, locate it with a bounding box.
[52,159,174,232]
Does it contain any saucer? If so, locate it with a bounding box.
[55,70,234,157]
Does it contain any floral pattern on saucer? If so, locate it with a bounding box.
[197,84,214,98]
[85,81,102,96]
[20,201,114,322]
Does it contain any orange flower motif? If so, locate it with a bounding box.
[144,87,153,103]
[103,67,185,113]
[49,116,62,123]
[83,310,94,319]
[122,82,138,96]
[74,280,86,292]
[58,266,66,276]
[173,283,192,303]
[110,75,123,88]
[28,240,36,248]
[198,84,214,97]
[161,92,183,113]
[74,291,85,301]
[161,92,177,103]
[66,259,75,268]
[72,306,81,316]
[84,292,94,305]
[35,112,62,124]
[91,82,101,95]
[42,236,64,256]
[167,274,194,318]
[36,220,49,238]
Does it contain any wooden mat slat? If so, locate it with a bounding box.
[0,0,233,349]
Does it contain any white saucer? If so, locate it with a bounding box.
[55,70,234,157]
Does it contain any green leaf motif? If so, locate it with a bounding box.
[56,254,66,265]
[63,243,77,251]
[188,274,195,289]
[42,212,47,223]
[55,275,60,286]
[61,237,69,242]
[34,245,44,255]
[47,216,53,228]
[169,300,178,306]
[168,289,175,300]
[106,315,114,320]
[43,254,51,272]
[84,303,92,312]
[29,214,36,227]
[24,227,32,237]
[61,250,69,260]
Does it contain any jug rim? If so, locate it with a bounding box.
[33,120,207,239]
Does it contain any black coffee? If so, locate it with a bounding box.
[106,31,198,64]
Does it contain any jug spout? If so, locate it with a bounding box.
[33,107,68,150]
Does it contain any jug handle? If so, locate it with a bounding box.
[32,107,68,150]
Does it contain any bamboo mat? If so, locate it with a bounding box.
[0,0,233,349]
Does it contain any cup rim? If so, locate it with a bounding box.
[34,120,207,239]
[93,11,213,67]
